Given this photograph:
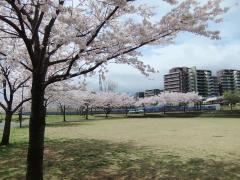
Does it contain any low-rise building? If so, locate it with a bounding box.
[144,89,162,97]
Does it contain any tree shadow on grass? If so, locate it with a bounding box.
[0,142,27,180]
[45,121,93,128]
[1,139,240,179]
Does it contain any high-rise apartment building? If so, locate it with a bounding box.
[217,69,240,94]
[188,67,219,97]
[137,68,239,99]
[211,76,220,97]
[164,67,189,93]
[233,70,240,90]
[164,67,219,97]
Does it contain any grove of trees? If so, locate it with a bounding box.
[223,91,240,110]
[0,0,228,179]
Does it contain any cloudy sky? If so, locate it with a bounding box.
[86,0,240,93]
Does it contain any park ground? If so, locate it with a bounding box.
[1,116,240,179]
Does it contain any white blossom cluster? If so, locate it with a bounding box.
[135,92,202,106]
[0,0,228,84]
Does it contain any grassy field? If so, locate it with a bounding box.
[1,117,240,179]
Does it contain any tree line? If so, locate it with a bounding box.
[0,0,228,179]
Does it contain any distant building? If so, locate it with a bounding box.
[211,76,220,97]
[137,67,239,99]
[233,70,240,90]
[135,92,144,99]
[188,67,219,97]
[164,67,189,93]
[144,89,162,97]
[164,66,220,97]
[217,69,240,95]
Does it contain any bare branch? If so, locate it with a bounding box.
[12,98,31,113]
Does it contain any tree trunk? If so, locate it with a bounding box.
[26,73,46,180]
[0,111,13,146]
[44,106,47,119]
[85,105,89,120]
[63,105,66,122]
[104,109,109,118]
[90,108,93,116]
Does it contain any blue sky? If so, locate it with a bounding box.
[87,0,240,93]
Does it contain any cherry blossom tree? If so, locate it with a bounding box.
[118,93,135,116]
[93,91,136,117]
[95,91,119,118]
[76,90,97,119]
[0,58,31,145]
[135,95,160,114]
[184,92,202,111]
[0,0,228,178]
[135,92,202,113]
[135,96,160,106]
[169,92,201,111]
[45,82,85,121]
[45,84,98,121]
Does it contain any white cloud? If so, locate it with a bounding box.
[87,42,240,93]
[145,42,240,73]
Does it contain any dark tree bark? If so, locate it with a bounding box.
[104,105,111,118]
[85,105,89,120]
[1,111,13,145]
[26,73,46,180]
[63,105,66,122]
[0,75,30,146]
[105,111,108,118]
[90,107,93,116]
